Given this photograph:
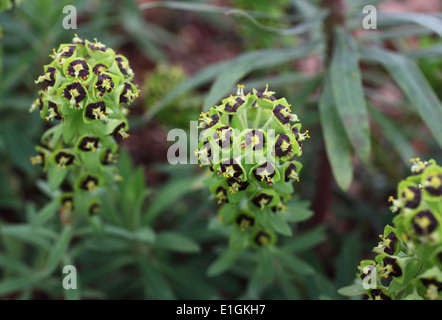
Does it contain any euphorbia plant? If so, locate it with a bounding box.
[342,159,442,300]
[30,34,138,223]
[196,84,311,275]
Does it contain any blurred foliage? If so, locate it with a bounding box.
[0,0,441,300]
[141,63,202,129]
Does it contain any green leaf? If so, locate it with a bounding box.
[80,255,134,285]
[0,49,36,97]
[207,247,241,277]
[203,41,320,110]
[268,211,292,236]
[337,279,366,297]
[120,166,149,230]
[270,247,315,276]
[102,225,155,244]
[329,27,370,163]
[47,165,68,191]
[282,197,314,223]
[0,272,46,296]
[225,9,327,36]
[318,78,354,191]
[368,104,415,165]
[31,199,60,228]
[143,176,198,225]
[276,266,301,299]
[335,233,362,290]
[360,46,442,149]
[120,0,165,62]
[1,224,53,250]
[282,226,326,253]
[45,225,72,274]
[155,231,201,253]
[378,13,442,37]
[140,58,231,123]
[137,258,176,300]
[0,253,30,274]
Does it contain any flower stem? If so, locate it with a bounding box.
[253,106,262,128]
[262,117,273,131]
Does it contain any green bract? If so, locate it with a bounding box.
[197,85,309,248]
[30,35,138,222]
[356,159,442,300]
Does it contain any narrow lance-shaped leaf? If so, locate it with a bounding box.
[360,46,442,149]
[137,258,176,300]
[329,27,371,163]
[318,78,354,191]
[155,231,201,253]
[368,104,415,165]
[207,247,241,277]
[31,199,61,228]
[377,13,442,38]
[45,225,73,275]
[0,272,46,296]
[203,40,321,110]
[225,9,328,36]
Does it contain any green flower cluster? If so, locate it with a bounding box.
[30,35,138,221]
[358,159,442,300]
[196,85,309,247]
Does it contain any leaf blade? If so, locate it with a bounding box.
[360,46,442,149]
[329,27,371,163]
[318,78,354,191]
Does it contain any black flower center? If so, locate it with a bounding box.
[67,59,90,79]
[252,193,273,210]
[92,63,108,74]
[80,175,99,191]
[215,186,228,204]
[254,231,271,246]
[412,210,438,236]
[227,178,249,193]
[253,162,275,184]
[236,214,255,231]
[370,289,391,300]
[78,137,99,152]
[275,133,292,157]
[383,232,398,255]
[245,130,265,151]
[213,126,233,148]
[55,151,75,168]
[96,73,114,95]
[59,45,76,58]
[63,82,87,104]
[382,256,402,278]
[220,159,242,178]
[85,102,106,120]
[284,163,298,182]
[224,97,244,112]
[401,186,421,209]
[425,174,442,196]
